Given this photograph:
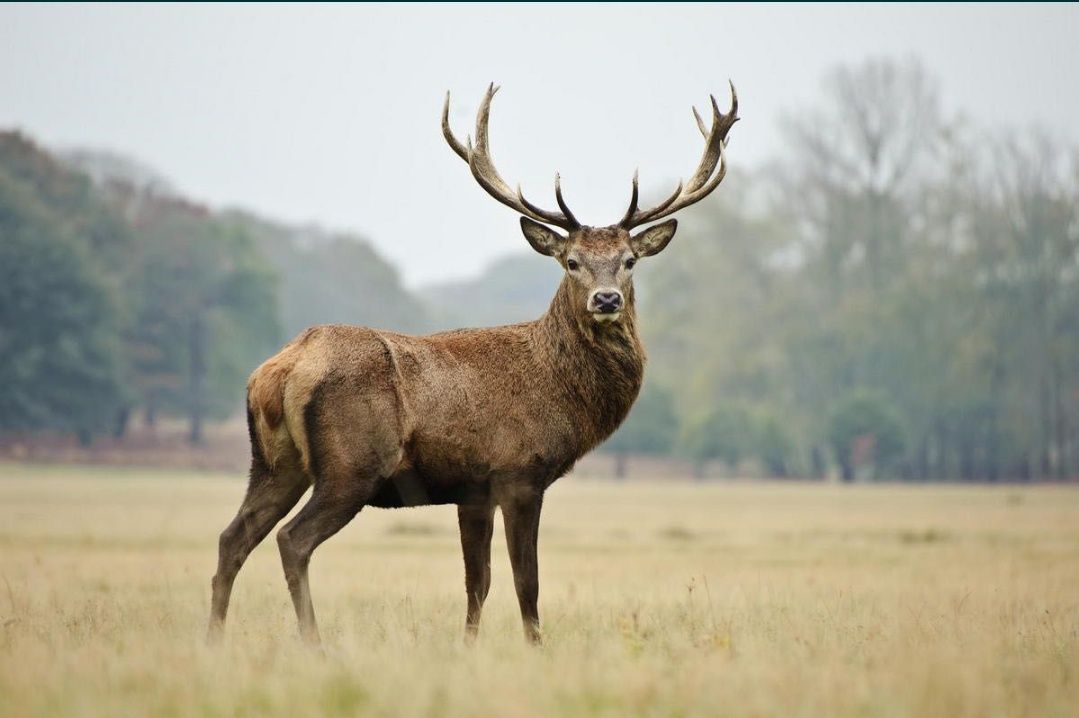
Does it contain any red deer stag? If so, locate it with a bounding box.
[208,83,738,645]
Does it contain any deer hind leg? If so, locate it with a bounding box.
[208,462,310,643]
[501,487,545,644]
[275,475,373,646]
[458,502,495,640]
[277,369,402,645]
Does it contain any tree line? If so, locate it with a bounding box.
[2,57,1076,481]
[612,58,1078,481]
[0,139,423,444]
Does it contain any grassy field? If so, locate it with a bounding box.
[0,463,1076,717]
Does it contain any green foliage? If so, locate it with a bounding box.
[0,134,417,444]
[677,405,794,477]
[680,404,754,469]
[0,135,127,435]
[604,382,678,457]
[637,58,1079,480]
[122,200,280,437]
[827,391,907,481]
[601,382,679,478]
[754,413,794,478]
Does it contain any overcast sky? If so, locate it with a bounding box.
[2,3,1077,286]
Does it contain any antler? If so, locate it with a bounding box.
[619,81,739,229]
[443,84,580,231]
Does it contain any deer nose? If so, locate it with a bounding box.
[593,290,623,313]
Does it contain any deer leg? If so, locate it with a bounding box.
[501,489,544,644]
[457,502,495,640]
[208,464,310,643]
[276,479,370,646]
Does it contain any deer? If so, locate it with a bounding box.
[207,82,738,646]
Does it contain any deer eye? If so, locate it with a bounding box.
[566,258,579,271]
[624,257,636,270]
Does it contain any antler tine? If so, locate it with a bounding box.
[683,94,726,193]
[631,179,685,226]
[469,84,514,198]
[443,83,580,231]
[693,106,708,139]
[620,175,686,229]
[622,81,739,229]
[554,174,580,229]
[442,91,470,162]
[517,183,566,226]
[618,169,640,228]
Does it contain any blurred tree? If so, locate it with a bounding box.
[639,174,803,473]
[777,56,942,293]
[124,196,279,443]
[226,211,430,338]
[772,58,984,480]
[0,136,127,438]
[602,382,678,479]
[1,135,423,447]
[631,55,1079,483]
[63,148,435,445]
[827,391,906,481]
[752,412,795,478]
[966,132,1079,479]
[680,404,755,479]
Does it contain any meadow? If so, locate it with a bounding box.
[0,462,1076,717]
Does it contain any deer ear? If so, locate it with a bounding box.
[630,219,677,257]
[520,217,566,257]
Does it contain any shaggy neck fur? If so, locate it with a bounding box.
[532,275,646,452]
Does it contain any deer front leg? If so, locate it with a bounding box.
[501,489,544,644]
[457,502,495,640]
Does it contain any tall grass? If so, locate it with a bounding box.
[1,463,1076,716]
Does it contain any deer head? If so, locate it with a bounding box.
[443,83,738,323]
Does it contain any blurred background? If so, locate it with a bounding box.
[1,3,1077,482]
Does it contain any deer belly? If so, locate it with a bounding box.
[368,467,490,508]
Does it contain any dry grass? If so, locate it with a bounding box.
[0,462,1077,717]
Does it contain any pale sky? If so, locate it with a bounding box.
[2,3,1077,286]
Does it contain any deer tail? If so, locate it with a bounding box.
[246,341,304,473]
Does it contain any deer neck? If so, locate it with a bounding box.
[533,276,646,449]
